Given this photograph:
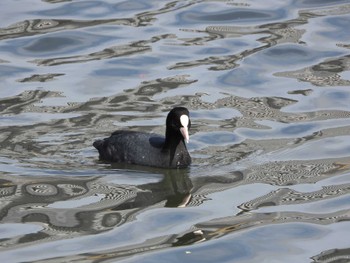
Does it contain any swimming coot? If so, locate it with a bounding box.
[93,107,191,168]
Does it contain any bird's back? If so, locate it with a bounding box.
[94,131,172,168]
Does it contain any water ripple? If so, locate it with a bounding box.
[0,0,350,262]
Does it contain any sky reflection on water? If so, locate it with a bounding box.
[1,0,350,262]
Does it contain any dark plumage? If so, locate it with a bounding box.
[93,107,191,168]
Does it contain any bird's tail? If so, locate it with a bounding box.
[93,139,103,150]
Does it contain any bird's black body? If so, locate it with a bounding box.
[93,107,191,169]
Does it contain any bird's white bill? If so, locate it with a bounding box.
[180,126,189,143]
[180,115,190,143]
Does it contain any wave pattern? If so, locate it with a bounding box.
[0,0,350,262]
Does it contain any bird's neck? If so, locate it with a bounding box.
[163,127,189,167]
[163,128,184,151]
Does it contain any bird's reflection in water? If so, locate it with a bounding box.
[0,161,245,253]
[0,166,194,249]
[109,164,193,210]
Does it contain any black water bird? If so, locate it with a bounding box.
[93,107,191,168]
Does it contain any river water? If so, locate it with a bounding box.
[1,0,350,262]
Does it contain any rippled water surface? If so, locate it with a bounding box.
[1,0,350,262]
